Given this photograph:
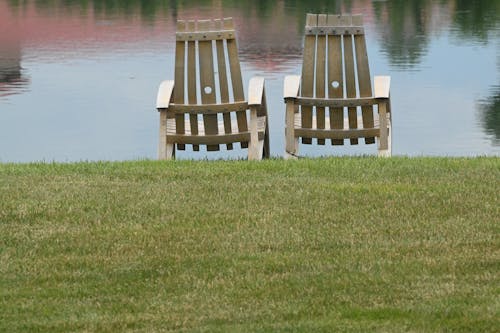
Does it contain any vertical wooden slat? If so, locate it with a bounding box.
[342,16,358,145]
[198,19,219,151]
[187,20,199,151]
[215,19,233,150]
[327,14,344,145]
[224,18,248,149]
[315,14,327,145]
[352,15,375,144]
[301,13,317,144]
[174,20,186,150]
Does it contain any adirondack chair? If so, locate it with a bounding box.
[156,18,270,160]
[284,14,392,157]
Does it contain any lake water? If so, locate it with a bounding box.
[1,0,499,162]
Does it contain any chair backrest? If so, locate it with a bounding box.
[301,13,375,145]
[173,18,248,151]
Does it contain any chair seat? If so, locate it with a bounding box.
[292,113,390,141]
[166,116,266,145]
[293,112,381,130]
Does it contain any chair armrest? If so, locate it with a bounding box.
[374,76,391,99]
[248,76,265,106]
[284,75,301,100]
[156,80,175,110]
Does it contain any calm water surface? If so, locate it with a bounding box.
[1,0,499,161]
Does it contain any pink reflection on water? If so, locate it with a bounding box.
[0,1,306,72]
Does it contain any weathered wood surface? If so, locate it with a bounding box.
[174,20,186,150]
[374,76,391,98]
[353,15,375,144]
[156,80,174,109]
[213,19,233,150]
[197,19,219,151]
[176,30,235,41]
[300,13,317,144]
[327,14,344,145]
[166,117,266,145]
[284,75,301,99]
[293,113,381,141]
[315,14,327,145]
[286,13,392,156]
[225,18,248,149]
[168,102,248,114]
[296,97,378,108]
[158,17,269,160]
[187,20,199,151]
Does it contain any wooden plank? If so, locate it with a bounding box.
[186,20,199,151]
[174,20,186,150]
[165,113,176,159]
[300,13,317,144]
[351,14,364,26]
[167,116,265,135]
[327,14,344,145]
[198,19,219,151]
[296,97,377,108]
[248,76,264,105]
[285,101,298,156]
[295,128,380,140]
[167,132,264,145]
[374,75,391,98]
[353,15,375,144]
[316,14,327,145]
[378,101,389,152]
[165,115,266,146]
[176,30,235,41]
[342,15,358,145]
[224,17,248,149]
[156,80,174,109]
[294,114,379,129]
[215,19,233,150]
[293,113,379,129]
[248,107,259,160]
[248,77,267,160]
[284,75,301,99]
[169,101,248,114]
[304,26,364,35]
[158,110,168,159]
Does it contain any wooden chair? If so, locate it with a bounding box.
[284,14,392,158]
[156,18,270,160]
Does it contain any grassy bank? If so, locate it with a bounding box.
[1,157,499,332]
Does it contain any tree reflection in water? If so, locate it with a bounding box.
[479,85,500,144]
[0,41,29,98]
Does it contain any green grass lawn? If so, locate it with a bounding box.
[1,157,499,332]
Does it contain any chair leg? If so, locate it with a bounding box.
[377,101,391,157]
[159,111,176,160]
[166,144,175,160]
[263,121,270,159]
[382,113,392,157]
[262,94,271,159]
[158,110,168,160]
[248,107,260,161]
[285,101,299,158]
